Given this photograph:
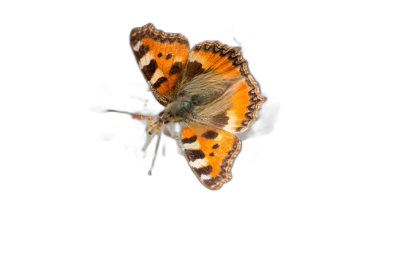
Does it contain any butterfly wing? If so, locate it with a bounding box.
[180,124,241,190]
[130,23,190,106]
[126,25,265,189]
[181,41,265,133]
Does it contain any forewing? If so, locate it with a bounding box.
[130,23,190,106]
[181,41,265,133]
[180,124,241,190]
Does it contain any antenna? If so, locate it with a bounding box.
[107,109,133,114]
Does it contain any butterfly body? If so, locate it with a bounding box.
[161,97,193,123]
[124,23,265,189]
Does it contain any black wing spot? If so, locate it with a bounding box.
[184,61,204,82]
[152,77,167,89]
[182,135,197,144]
[202,130,219,139]
[185,149,205,161]
[142,59,158,81]
[134,44,149,60]
[194,166,212,176]
[169,62,182,75]
[165,54,172,60]
[212,144,219,149]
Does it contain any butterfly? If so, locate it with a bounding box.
[108,23,265,190]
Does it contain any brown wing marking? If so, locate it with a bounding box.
[180,124,241,190]
[130,23,189,106]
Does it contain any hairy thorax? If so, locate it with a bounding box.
[160,71,239,124]
[161,96,194,123]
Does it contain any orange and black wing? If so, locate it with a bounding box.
[130,23,190,106]
[181,41,265,133]
[180,124,241,190]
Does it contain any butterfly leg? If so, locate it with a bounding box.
[142,134,155,152]
[164,123,178,140]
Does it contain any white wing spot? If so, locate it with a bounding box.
[150,68,164,84]
[223,110,238,132]
[133,41,141,52]
[183,140,201,149]
[190,161,202,168]
[189,158,208,168]
[201,174,211,180]
[139,53,153,69]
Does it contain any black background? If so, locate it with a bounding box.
[62,4,346,228]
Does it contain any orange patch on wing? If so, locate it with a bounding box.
[183,42,265,133]
[197,131,234,177]
[227,80,250,121]
[213,58,236,74]
[188,49,213,69]
[140,38,189,96]
[188,48,239,76]
[130,23,190,105]
[181,126,203,139]
[180,125,240,189]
